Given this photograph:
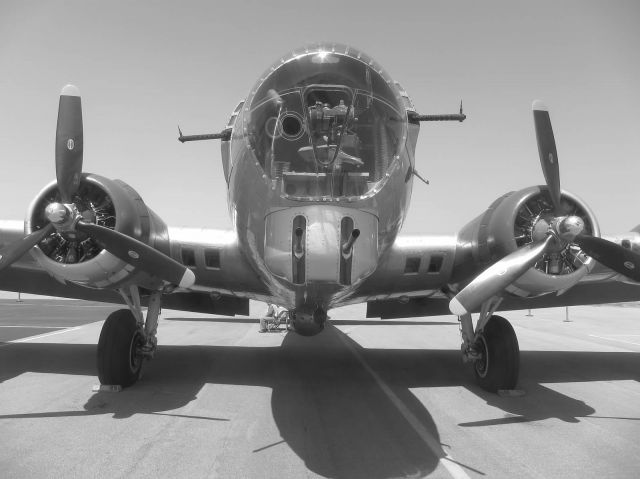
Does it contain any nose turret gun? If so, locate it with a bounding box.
[292,222,306,285]
[294,227,305,259]
[342,228,360,258]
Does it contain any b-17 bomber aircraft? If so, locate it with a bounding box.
[1,43,639,393]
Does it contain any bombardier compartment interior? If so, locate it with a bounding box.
[245,48,407,200]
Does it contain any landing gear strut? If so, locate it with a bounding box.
[96,286,162,388]
[457,297,520,392]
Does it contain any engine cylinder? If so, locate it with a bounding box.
[25,173,170,290]
[455,185,600,297]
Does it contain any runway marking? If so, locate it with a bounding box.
[0,326,82,347]
[0,303,116,308]
[593,334,640,337]
[0,325,66,329]
[334,327,472,479]
[589,334,640,347]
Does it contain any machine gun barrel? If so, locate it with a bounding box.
[410,113,466,122]
[409,101,467,123]
[342,229,361,258]
[177,127,231,143]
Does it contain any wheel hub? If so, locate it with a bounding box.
[129,330,145,373]
[474,335,489,378]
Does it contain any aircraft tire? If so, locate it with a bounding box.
[97,309,144,387]
[473,315,519,392]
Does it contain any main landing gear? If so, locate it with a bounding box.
[457,297,520,392]
[96,286,161,388]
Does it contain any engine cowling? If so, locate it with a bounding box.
[25,173,170,290]
[455,185,600,298]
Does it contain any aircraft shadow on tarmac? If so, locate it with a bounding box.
[1,322,640,478]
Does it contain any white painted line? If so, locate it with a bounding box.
[334,327,471,479]
[12,326,82,342]
[0,326,82,348]
[0,325,66,329]
[0,303,116,308]
[589,334,640,347]
[595,334,640,337]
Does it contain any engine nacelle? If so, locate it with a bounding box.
[455,185,600,298]
[25,173,170,290]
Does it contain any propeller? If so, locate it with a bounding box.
[573,234,640,282]
[55,85,83,203]
[449,236,554,316]
[75,221,195,288]
[532,101,562,215]
[449,101,640,316]
[0,85,195,289]
[0,223,56,271]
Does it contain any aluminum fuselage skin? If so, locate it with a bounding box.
[226,115,417,311]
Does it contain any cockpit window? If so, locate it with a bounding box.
[244,44,407,200]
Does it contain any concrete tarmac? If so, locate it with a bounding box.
[1,300,639,478]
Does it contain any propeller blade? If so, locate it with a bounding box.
[450,236,554,316]
[56,85,83,203]
[75,222,196,288]
[0,223,55,272]
[532,100,562,214]
[573,235,640,282]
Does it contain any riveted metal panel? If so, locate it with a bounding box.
[264,205,378,284]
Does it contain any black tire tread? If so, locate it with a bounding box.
[475,315,520,392]
[97,309,143,387]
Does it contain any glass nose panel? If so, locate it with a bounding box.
[244,45,407,201]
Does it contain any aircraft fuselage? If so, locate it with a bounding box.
[224,44,419,331]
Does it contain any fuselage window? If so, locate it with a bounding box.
[204,249,221,269]
[181,247,196,268]
[427,255,444,273]
[404,256,421,274]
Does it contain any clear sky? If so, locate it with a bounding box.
[1,0,639,236]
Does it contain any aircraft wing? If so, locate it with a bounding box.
[0,221,269,315]
[356,233,640,319]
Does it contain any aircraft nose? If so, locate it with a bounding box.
[264,206,378,285]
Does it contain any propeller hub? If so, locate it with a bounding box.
[45,202,78,231]
[555,215,585,242]
[45,202,70,224]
